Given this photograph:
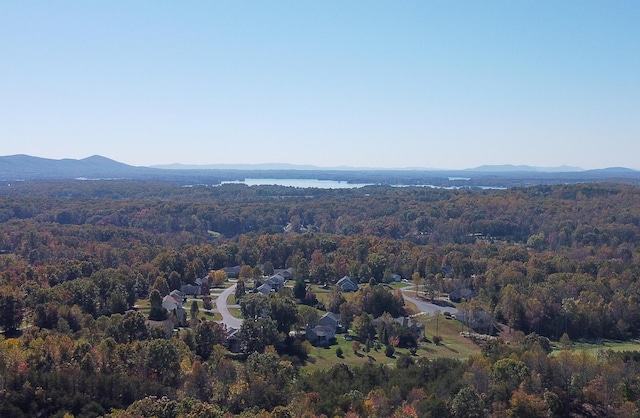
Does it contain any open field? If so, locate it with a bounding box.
[302,314,482,372]
[551,340,640,356]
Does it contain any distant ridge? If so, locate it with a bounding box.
[152,162,324,170]
[584,167,638,174]
[467,164,584,173]
[153,162,588,173]
[150,162,419,171]
[0,154,153,180]
[1,155,639,186]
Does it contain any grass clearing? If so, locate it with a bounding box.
[551,340,640,356]
[229,308,243,319]
[302,314,481,372]
[185,299,222,321]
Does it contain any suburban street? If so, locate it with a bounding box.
[401,287,458,316]
[213,282,455,329]
[215,283,243,329]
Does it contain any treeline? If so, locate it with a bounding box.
[2,181,640,246]
[4,322,640,417]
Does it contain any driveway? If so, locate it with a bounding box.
[215,284,243,329]
[401,287,458,316]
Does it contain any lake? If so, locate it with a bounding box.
[221,178,374,189]
[218,178,506,190]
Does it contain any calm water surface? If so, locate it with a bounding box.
[222,178,373,189]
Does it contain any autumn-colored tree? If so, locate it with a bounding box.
[353,313,376,342]
[152,276,170,296]
[508,389,546,418]
[194,320,226,360]
[451,387,485,418]
[297,304,319,328]
[239,265,253,281]
[210,270,226,287]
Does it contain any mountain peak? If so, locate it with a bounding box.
[0,154,148,180]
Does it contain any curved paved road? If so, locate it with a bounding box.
[401,287,458,316]
[216,284,243,329]
[216,283,453,328]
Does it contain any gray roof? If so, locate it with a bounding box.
[180,284,201,295]
[257,283,272,294]
[319,311,340,325]
[337,276,358,290]
[308,325,335,338]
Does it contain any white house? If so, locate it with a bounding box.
[162,295,181,312]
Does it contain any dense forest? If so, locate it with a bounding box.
[2,180,640,417]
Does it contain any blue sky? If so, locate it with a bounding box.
[1,2,638,169]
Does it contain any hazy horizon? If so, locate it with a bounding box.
[2,2,638,170]
[0,153,606,172]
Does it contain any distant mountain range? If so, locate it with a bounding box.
[0,154,156,180]
[152,163,589,172]
[1,155,639,186]
[152,162,325,171]
[466,164,584,173]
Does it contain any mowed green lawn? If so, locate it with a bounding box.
[302,315,482,372]
[134,296,222,321]
[551,340,640,356]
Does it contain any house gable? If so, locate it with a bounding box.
[306,325,336,346]
[256,283,272,295]
[336,275,358,292]
[318,312,340,328]
[162,295,181,311]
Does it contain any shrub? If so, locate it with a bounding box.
[385,344,395,358]
[336,347,344,358]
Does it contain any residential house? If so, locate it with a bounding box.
[306,325,336,346]
[459,306,494,335]
[336,275,358,292]
[449,288,478,303]
[306,312,345,345]
[392,316,426,339]
[254,273,287,295]
[180,284,201,296]
[145,319,174,338]
[169,289,185,304]
[222,265,242,278]
[195,276,209,287]
[225,328,241,353]
[162,294,187,327]
[318,312,345,333]
[273,268,294,281]
[265,273,286,290]
[162,294,182,312]
[256,283,273,295]
[392,274,402,283]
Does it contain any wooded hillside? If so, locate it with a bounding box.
[1,180,640,417]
